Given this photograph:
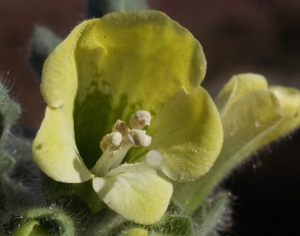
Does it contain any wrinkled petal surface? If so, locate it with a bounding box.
[152,87,223,182]
[33,10,208,182]
[215,73,268,117]
[269,86,300,132]
[220,90,282,157]
[92,163,173,225]
[33,107,93,182]
[32,20,97,182]
[73,10,206,168]
[173,73,300,213]
[128,87,223,182]
[217,74,300,156]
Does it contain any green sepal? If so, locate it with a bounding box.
[25,208,74,235]
[12,221,50,236]
[73,180,106,213]
[107,202,193,236]
[41,174,106,214]
[193,191,232,236]
[13,220,38,236]
[83,208,125,236]
[4,207,75,236]
[122,228,148,236]
[149,215,193,236]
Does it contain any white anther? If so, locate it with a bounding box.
[130,110,152,129]
[100,131,123,152]
[146,150,162,166]
[95,110,153,177]
[123,129,152,147]
[110,132,123,146]
[112,120,129,135]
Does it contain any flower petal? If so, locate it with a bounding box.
[92,163,173,225]
[40,19,98,108]
[172,75,300,214]
[34,10,207,180]
[269,86,300,132]
[74,10,206,109]
[33,107,93,182]
[32,20,98,182]
[215,73,268,117]
[72,10,206,167]
[149,87,222,182]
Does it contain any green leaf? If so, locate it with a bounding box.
[0,81,20,149]
[0,136,40,210]
[103,0,149,13]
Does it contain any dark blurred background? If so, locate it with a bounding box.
[0,0,299,235]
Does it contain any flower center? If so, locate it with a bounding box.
[91,110,152,177]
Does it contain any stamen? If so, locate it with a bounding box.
[146,150,162,166]
[100,131,122,152]
[92,110,152,177]
[112,120,129,135]
[91,144,131,177]
[123,129,152,147]
[130,110,152,129]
